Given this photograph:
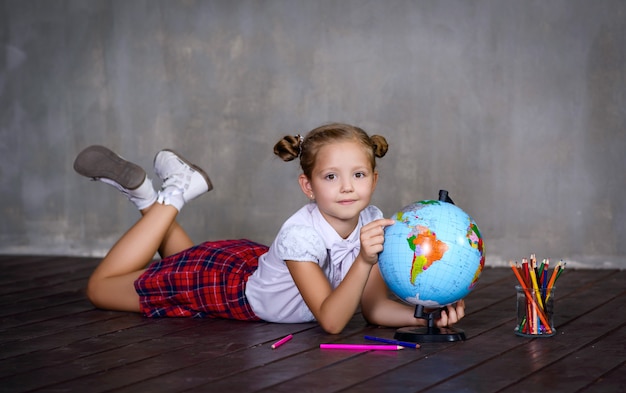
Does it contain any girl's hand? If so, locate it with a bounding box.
[359,218,396,265]
[434,299,466,327]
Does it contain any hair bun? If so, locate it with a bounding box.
[370,134,388,158]
[273,135,301,162]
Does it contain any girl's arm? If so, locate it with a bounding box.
[286,256,373,334]
[360,265,465,328]
[286,218,395,334]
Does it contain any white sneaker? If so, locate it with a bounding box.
[74,145,157,210]
[153,149,213,211]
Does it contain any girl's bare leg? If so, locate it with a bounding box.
[87,203,180,311]
[156,216,194,257]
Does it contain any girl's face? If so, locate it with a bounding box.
[299,141,378,238]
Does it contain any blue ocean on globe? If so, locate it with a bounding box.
[378,200,485,307]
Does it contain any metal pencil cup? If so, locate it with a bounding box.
[515,285,556,337]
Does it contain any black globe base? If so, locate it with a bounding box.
[394,326,466,343]
[395,303,467,343]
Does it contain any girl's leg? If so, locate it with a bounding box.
[87,205,198,312]
[75,145,212,312]
[87,203,179,311]
[157,219,195,257]
[138,203,194,258]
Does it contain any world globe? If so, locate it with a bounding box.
[378,198,485,308]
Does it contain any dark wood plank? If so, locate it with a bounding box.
[100,268,544,392]
[576,360,626,393]
[0,255,96,285]
[35,321,342,392]
[0,255,624,393]
[286,270,621,393]
[499,322,626,392]
[0,317,201,379]
[401,272,626,393]
[61,267,514,393]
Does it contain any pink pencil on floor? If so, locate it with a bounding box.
[320,344,404,351]
[271,334,293,349]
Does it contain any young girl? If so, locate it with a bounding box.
[74,123,464,334]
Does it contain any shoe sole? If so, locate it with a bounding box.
[157,149,214,192]
[73,145,146,190]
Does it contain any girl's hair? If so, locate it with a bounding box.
[273,123,388,178]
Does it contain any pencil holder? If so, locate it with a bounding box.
[514,285,556,337]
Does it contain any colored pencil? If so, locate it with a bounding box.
[540,259,550,299]
[556,262,566,280]
[528,261,544,309]
[364,335,420,349]
[545,261,565,303]
[544,261,560,302]
[538,259,545,279]
[532,301,538,334]
[271,334,293,349]
[513,261,526,287]
[522,258,530,287]
[320,344,404,351]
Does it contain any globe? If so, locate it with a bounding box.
[378,199,485,308]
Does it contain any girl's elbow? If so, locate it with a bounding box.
[319,320,345,335]
[317,314,348,334]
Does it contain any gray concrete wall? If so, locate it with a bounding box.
[1,0,625,268]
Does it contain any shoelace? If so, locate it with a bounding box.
[156,172,191,205]
[156,187,184,206]
[162,171,192,190]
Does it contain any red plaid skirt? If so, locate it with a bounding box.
[134,239,268,320]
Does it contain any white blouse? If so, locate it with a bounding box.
[245,203,383,323]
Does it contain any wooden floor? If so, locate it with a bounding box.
[0,255,624,393]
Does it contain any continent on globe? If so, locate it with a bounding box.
[405,224,449,284]
[466,222,484,289]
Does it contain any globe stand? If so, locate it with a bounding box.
[394,305,467,343]
[393,189,466,343]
